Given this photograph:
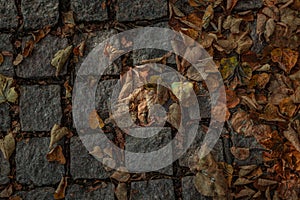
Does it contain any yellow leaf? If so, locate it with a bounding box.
[51,45,73,77]
[49,124,70,149]
[0,132,15,160]
[89,110,105,129]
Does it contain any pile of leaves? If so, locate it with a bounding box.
[168,0,300,199]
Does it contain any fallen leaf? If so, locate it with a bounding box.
[171,82,195,107]
[226,89,240,109]
[73,41,85,57]
[115,183,127,200]
[46,145,66,165]
[202,5,214,29]
[51,45,73,77]
[279,97,297,117]
[230,109,253,136]
[0,74,18,104]
[64,80,72,98]
[257,178,278,186]
[89,110,105,129]
[111,167,130,182]
[54,177,68,200]
[227,0,239,11]
[0,53,3,65]
[22,40,35,57]
[271,48,299,74]
[0,132,15,160]
[0,185,13,198]
[49,124,70,149]
[234,187,256,199]
[167,103,181,130]
[234,177,254,186]
[230,147,250,160]
[249,73,270,89]
[284,124,300,152]
[264,18,275,42]
[220,56,238,80]
[13,54,23,66]
[223,15,243,34]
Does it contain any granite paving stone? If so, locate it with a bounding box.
[0,1,18,29]
[130,179,175,200]
[125,127,173,175]
[0,152,10,185]
[15,138,64,186]
[71,0,108,22]
[15,187,55,200]
[116,0,168,21]
[233,0,263,11]
[16,35,68,78]
[19,85,62,132]
[0,34,14,76]
[182,176,211,200]
[21,0,59,30]
[70,136,113,180]
[66,183,115,200]
[0,104,11,132]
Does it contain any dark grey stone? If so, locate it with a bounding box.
[16,187,55,200]
[96,79,118,116]
[130,179,175,200]
[125,127,173,175]
[182,176,211,200]
[198,95,211,119]
[15,138,64,186]
[0,1,18,29]
[233,0,263,11]
[70,136,112,179]
[0,153,10,185]
[19,85,62,132]
[21,0,59,30]
[16,35,68,78]
[116,0,168,21]
[0,104,11,132]
[71,0,108,22]
[73,29,120,76]
[0,34,14,76]
[66,184,115,200]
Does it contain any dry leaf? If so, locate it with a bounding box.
[234,187,256,199]
[284,124,300,152]
[264,18,275,42]
[46,145,66,165]
[230,147,250,160]
[257,178,278,186]
[111,167,130,182]
[22,40,35,57]
[202,5,214,29]
[271,48,299,74]
[73,41,85,57]
[0,132,15,160]
[223,15,243,34]
[0,53,3,65]
[13,54,23,66]
[234,177,254,186]
[249,73,270,89]
[226,89,240,109]
[54,177,68,199]
[279,97,297,117]
[230,109,253,136]
[64,80,72,98]
[51,45,73,77]
[167,103,181,130]
[0,74,18,104]
[115,183,127,200]
[0,185,13,198]
[49,124,70,149]
[89,110,105,129]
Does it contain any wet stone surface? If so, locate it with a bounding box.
[130,179,175,200]
[0,104,11,132]
[21,0,59,30]
[70,136,113,180]
[19,85,62,132]
[16,187,55,200]
[0,1,18,29]
[65,183,115,200]
[116,0,168,21]
[71,0,108,22]
[0,34,14,76]
[15,138,64,186]
[16,35,68,78]
[182,176,211,200]
[0,153,10,185]
[125,127,173,175]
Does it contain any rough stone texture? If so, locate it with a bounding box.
[19,85,62,131]
[71,0,108,22]
[0,104,11,132]
[130,179,175,200]
[0,34,14,76]
[231,133,264,166]
[233,0,263,11]
[21,0,59,30]
[16,187,55,200]
[198,95,211,119]
[0,1,18,29]
[66,183,115,200]
[73,29,120,75]
[96,79,118,116]
[179,126,225,167]
[116,0,168,21]
[125,128,173,175]
[70,136,112,179]
[15,138,64,186]
[182,176,211,200]
[0,153,10,185]
[16,35,68,78]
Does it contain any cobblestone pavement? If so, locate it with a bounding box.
[0,0,264,199]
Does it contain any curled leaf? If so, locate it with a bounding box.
[0,53,3,65]
[89,110,105,129]
[13,54,23,66]
[51,45,73,77]
[49,124,70,149]
[0,132,15,160]
[54,177,68,200]
[230,147,250,160]
[46,145,66,165]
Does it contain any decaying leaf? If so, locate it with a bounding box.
[0,185,13,198]
[220,56,238,80]
[0,74,18,104]
[271,48,299,74]
[49,124,70,149]
[0,53,3,65]
[230,109,253,136]
[223,15,243,34]
[171,82,195,107]
[202,5,214,29]
[51,45,73,77]
[73,41,85,57]
[13,54,23,66]
[64,80,72,98]
[115,183,127,200]
[89,110,105,129]
[0,132,15,160]
[226,89,240,109]
[46,145,66,165]
[167,103,181,130]
[230,147,250,160]
[284,124,300,152]
[54,177,68,199]
[249,73,270,89]
[111,167,130,182]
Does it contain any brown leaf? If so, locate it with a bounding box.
[226,89,240,109]
[234,187,256,199]
[22,40,34,57]
[13,54,23,66]
[54,177,68,199]
[46,145,66,165]
[0,132,15,160]
[223,15,243,34]
[279,97,297,117]
[238,165,258,177]
[51,45,73,77]
[0,185,13,198]
[115,183,127,200]
[64,80,72,98]
[89,110,105,129]
[32,25,51,43]
[259,104,286,122]
[49,124,70,149]
[234,177,254,186]
[264,18,275,42]
[111,167,130,182]
[284,124,300,152]
[230,109,253,136]
[249,73,270,89]
[167,103,181,130]
[0,53,3,65]
[227,0,239,10]
[271,48,299,74]
[257,178,278,186]
[73,41,86,57]
[230,147,250,160]
[202,5,214,29]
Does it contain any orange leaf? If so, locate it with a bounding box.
[89,110,105,129]
[46,145,66,165]
[54,177,68,200]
